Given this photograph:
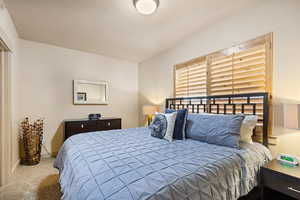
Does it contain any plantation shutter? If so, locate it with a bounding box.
[175,33,272,98]
[209,43,270,95]
[175,57,207,97]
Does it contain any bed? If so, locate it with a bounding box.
[55,93,272,200]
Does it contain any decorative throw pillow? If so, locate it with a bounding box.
[149,114,168,139]
[240,115,258,143]
[149,112,177,142]
[165,109,188,140]
[186,113,245,148]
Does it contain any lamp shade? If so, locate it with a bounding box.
[143,105,159,115]
[283,104,300,129]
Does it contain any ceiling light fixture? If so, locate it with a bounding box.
[133,0,159,15]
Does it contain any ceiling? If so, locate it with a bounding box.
[5,0,261,62]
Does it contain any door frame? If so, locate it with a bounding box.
[0,37,12,186]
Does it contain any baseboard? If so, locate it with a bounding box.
[11,159,20,174]
[41,153,52,159]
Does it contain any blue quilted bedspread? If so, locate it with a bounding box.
[54,128,271,200]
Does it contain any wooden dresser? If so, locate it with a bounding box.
[64,118,121,140]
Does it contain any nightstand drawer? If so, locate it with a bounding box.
[66,121,97,134]
[97,119,121,130]
[262,168,300,199]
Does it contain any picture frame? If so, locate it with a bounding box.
[73,80,109,105]
[76,92,87,102]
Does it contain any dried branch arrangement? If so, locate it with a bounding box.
[20,118,44,165]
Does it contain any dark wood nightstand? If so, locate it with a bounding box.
[64,118,122,140]
[261,159,300,200]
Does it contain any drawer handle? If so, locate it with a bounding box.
[288,187,300,194]
[81,124,84,128]
[107,122,111,126]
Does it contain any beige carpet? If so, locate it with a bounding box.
[0,158,61,200]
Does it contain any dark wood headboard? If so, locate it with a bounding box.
[165,93,269,147]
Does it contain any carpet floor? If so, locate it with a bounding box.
[0,158,61,200]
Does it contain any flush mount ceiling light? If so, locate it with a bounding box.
[133,0,159,15]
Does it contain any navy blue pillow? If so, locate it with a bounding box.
[165,109,188,140]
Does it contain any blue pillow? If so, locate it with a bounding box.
[165,109,188,140]
[186,113,245,148]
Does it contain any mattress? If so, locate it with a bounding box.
[54,127,272,200]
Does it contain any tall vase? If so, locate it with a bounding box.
[20,118,44,165]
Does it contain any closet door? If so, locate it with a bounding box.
[0,47,12,186]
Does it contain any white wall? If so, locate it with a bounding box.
[18,39,139,156]
[139,0,300,157]
[0,4,20,176]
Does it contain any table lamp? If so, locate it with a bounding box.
[278,104,300,167]
[283,104,300,129]
[143,105,159,126]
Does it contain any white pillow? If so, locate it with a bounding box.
[155,112,177,142]
[240,115,258,143]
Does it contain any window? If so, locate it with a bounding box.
[174,33,273,98]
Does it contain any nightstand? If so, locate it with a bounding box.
[64,118,122,140]
[261,159,300,200]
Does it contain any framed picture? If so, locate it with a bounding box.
[76,92,87,102]
[73,80,109,105]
